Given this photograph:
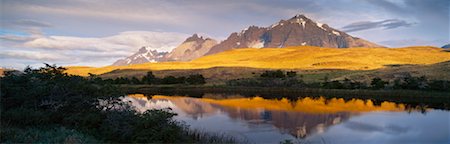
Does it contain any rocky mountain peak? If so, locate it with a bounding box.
[185,34,203,42]
[164,34,217,61]
[112,46,167,66]
[205,14,383,55]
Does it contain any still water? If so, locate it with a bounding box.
[123,94,449,143]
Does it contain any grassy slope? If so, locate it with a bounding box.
[66,46,450,80]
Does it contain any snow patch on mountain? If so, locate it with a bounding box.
[293,18,306,28]
[316,22,326,31]
[332,31,340,36]
[249,40,264,48]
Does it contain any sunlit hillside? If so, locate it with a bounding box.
[66,46,450,76]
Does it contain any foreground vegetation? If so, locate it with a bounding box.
[0,64,235,143]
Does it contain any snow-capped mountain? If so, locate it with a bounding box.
[206,14,383,55]
[112,46,167,66]
[113,14,383,65]
[165,34,217,61]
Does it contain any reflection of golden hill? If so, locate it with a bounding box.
[128,94,148,99]
[153,96,405,113]
[66,46,450,76]
[151,95,218,118]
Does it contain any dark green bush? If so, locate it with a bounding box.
[0,64,229,143]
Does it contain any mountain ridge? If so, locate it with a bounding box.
[205,14,382,55]
[112,14,383,65]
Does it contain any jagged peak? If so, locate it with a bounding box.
[138,46,161,53]
[184,33,215,42]
[290,14,310,21]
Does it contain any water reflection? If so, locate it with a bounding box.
[123,94,449,143]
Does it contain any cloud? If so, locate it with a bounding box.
[1,31,189,68]
[342,19,414,32]
[2,19,53,29]
[0,35,35,42]
[378,39,448,47]
[12,19,53,28]
[23,31,189,52]
[0,50,67,61]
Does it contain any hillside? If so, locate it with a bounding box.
[66,46,450,76]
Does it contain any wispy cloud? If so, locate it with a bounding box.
[23,31,189,52]
[0,50,67,61]
[12,19,53,28]
[378,39,448,47]
[342,19,415,32]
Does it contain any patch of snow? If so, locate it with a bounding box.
[142,53,152,62]
[301,42,307,46]
[236,42,241,45]
[249,40,264,48]
[293,18,306,28]
[239,27,249,35]
[146,51,154,56]
[332,31,340,36]
[270,22,284,28]
[126,58,131,64]
[278,42,284,48]
[316,22,326,31]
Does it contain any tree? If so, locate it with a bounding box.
[286,71,297,77]
[186,74,206,85]
[142,71,156,84]
[370,77,387,89]
[260,70,285,78]
[161,76,179,84]
[131,77,142,84]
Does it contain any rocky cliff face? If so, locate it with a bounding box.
[165,34,217,61]
[206,14,383,55]
[112,46,167,66]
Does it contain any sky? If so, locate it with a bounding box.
[1,0,449,69]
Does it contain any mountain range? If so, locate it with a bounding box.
[113,14,383,66]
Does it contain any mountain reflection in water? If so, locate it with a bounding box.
[122,94,448,143]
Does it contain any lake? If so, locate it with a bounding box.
[122,93,449,143]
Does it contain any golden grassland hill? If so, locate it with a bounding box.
[66,46,450,79]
